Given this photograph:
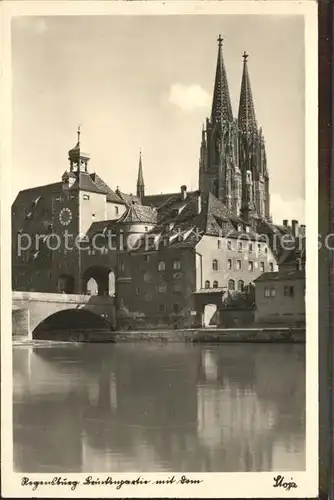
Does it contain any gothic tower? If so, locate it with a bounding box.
[199,35,241,213]
[136,149,145,202]
[238,52,270,221]
[199,37,271,221]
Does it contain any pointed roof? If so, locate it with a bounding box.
[211,35,233,124]
[137,150,144,187]
[117,203,157,225]
[238,52,257,134]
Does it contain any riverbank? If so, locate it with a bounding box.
[12,326,305,345]
[116,327,305,343]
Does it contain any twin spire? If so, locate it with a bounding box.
[211,34,233,124]
[211,35,257,133]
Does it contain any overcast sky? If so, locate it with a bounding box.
[12,14,305,223]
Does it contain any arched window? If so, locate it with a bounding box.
[204,280,210,289]
[212,259,218,271]
[173,304,180,314]
[213,280,218,288]
[228,279,235,291]
[158,260,165,271]
[237,280,244,292]
[158,282,167,293]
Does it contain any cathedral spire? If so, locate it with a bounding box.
[238,52,257,134]
[211,34,233,125]
[136,149,145,201]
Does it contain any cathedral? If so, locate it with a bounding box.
[11,35,305,329]
[199,36,270,223]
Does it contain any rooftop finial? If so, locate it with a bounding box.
[217,34,223,47]
[243,51,249,62]
[77,124,81,146]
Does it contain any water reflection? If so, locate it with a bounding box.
[13,342,305,472]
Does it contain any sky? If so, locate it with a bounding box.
[12,14,305,224]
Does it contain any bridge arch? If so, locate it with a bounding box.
[82,266,115,296]
[32,308,110,340]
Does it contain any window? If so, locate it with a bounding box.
[249,243,253,253]
[227,259,232,270]
[248,261,254,272]
[204,280,210,289]
[158,261,165,271]
[115,206,119,215]
[236,260,241,270]
[260,262,265,272]
[136,287,140,295]
[237,280,244,292]
[265,247,268,254]
[269,262,274,272]
[173,304,180,314]
[264,287,271,297]
[158,304,166,313]
[228,279,235,291]
[212,259,218,271]
[227,241,232,250]
[145,226,148,232]
[238,241,243,252]
[120,262,125,272]
[284,286,294,298]
[270,288,276,297]
[213,280,218,288]
[258,243,261,253]
[83,194,90,200]
[173,260,181,270]
[173,283,182,293]
[217,240,222,249]
[145,255,150,262]
[158,282,167,293]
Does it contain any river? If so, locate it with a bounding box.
[13,342,305,472]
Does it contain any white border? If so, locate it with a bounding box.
[1,1,318,498]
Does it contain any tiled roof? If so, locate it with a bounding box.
[89,173,126,204]
[116,190,141,206]
[117,204,157,224]
[131,192,268,253]
[193,287,226,294]
[254,270,305,283]
[71,173,106,194]
[144,191,196,209]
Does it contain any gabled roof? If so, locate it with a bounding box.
[116,190,141,206]
[89,173,125,204]
[143,192,198,209]
[71,172,106,194]
[254,270,305,283]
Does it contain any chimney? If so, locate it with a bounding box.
[291,219,299,238]
[180,185,187,200]
[283,219,289,227]
[196,191,202,214]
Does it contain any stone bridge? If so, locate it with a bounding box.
[12,292,116,340]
